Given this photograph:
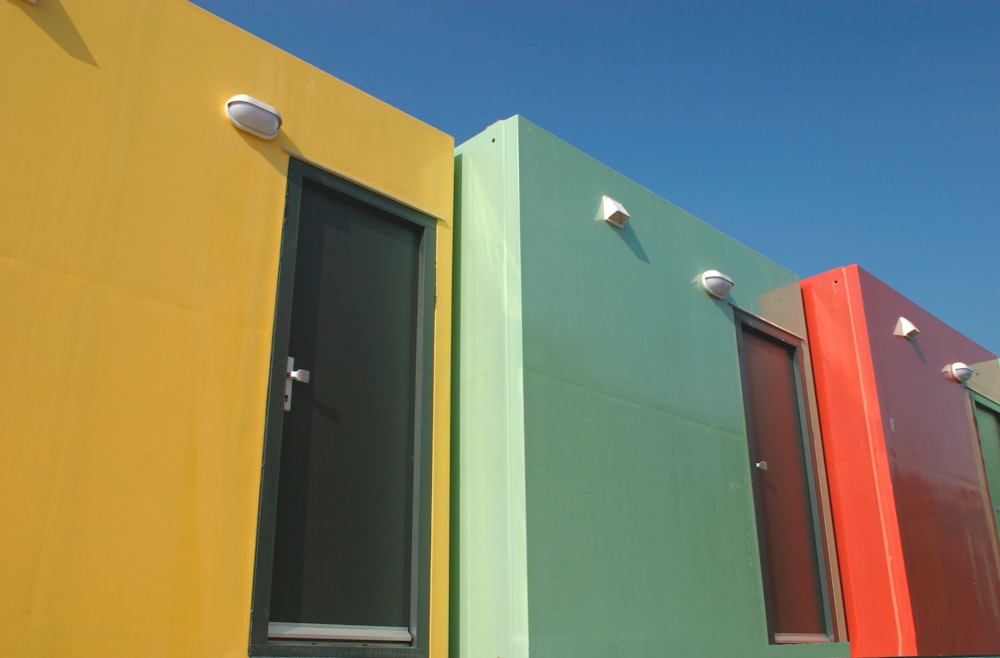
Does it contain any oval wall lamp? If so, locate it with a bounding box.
[225,94,282,140]
[942,362,974,383]
[699,270,734,300]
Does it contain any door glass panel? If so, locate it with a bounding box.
[740,324,827,639]
[269,178,421,629]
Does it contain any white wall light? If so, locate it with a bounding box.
[699,270,734,300]
[225,94,282,140]
[600,195,630,228]
[893,316,920,339]
[942,362,974,383]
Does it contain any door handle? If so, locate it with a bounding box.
[284,356,311,411]
[755,460,768,471]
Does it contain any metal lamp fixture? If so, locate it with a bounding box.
[599,195,630,228]
[699,270,734,300]
[942,362,974,383]
[893,316,920,339]
[225,94,282,140]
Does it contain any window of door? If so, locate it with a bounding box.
[249,158,435,657]
[735,312,838,644]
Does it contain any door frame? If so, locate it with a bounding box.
[249,156,436,658]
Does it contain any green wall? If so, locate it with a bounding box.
[453,116,848,658]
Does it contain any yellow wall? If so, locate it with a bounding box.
[0,1,452,656]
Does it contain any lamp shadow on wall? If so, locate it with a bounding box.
[9,0,98,67]
[610,221,649,264]
[238,130,302,177]
[905,337,928,364]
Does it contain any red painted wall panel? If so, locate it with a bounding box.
[802,267,915,658]
[856,268,1000,656]
[802,265,1000,657]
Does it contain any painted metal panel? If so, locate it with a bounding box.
[802,264,1000,657]
[455,116,847,658]
[856,268,1000,656]
[0,2,453,656]
[801,267,914,658]
[451,118,530,658]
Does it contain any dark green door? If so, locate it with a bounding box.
[973,397,1000,541]
[251,159,435,654]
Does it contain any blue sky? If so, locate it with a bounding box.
[194,0,1000,352]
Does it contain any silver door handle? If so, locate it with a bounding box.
[755,461,768,471]
[284,356,311,411]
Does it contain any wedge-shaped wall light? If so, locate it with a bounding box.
[699,270,734,300]
[600,195,630,228]
[942,362,974,383]
[225,94,282,140]
[893,316,920,339]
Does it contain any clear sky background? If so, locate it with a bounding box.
[194,0,999,352]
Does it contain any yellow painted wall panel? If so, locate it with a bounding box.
[0,1,452,656]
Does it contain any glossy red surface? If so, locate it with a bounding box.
[802,265,1000,657]
[802,267,915,657]
[857,268,1000,655]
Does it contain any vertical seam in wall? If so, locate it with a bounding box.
[845,271,906,654]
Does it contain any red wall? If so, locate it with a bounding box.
[802,265,1000,657]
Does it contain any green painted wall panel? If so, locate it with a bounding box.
[454,116,847,658]
[523,370,768,657]
[452,119,530,658]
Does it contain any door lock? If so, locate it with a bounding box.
[284,356,311,411]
